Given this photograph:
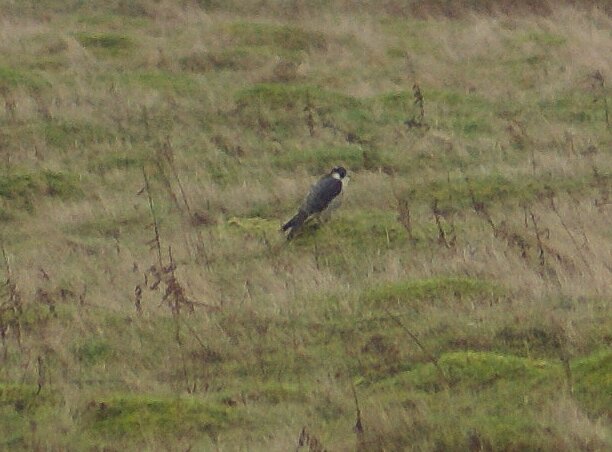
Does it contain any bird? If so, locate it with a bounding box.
[282,166,348,239]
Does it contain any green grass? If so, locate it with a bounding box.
[179,48,268,72]
[366,351,606,450]
[129,71,200,95]
[573,350,612,417]
[224,21,327,52]
[409,171,595,210]
[74,32,133,56]
[539,90,609,124]
[271,145,365,172]
[235,83,359,111]
[88,153,144,174]
[0,2,610,450]
[73,338,114,365]
[412,351,559,390]
[0,383,58,449]
[0,66,49,91]
[291,210,408,250]
[517,30,568,47]
[44,120,114,148]
[83,394,238,438]
[363,277,503,307]
[0,170,82,212]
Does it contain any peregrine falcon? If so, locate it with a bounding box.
[282,166,347,239]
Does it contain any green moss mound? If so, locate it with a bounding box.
[84,394,238,438]
[573,350,612,417]
[227,216,279,236]
[291,210,407,249]
[364,277,502,307]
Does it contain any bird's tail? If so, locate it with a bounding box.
[281,210,308,235]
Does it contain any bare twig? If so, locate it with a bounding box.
[466,179,497,234]
[296,426,326,452]
[168,246,192,394]
[591,165,609,210]
[589,70,609,129]
[404,82,428,129]
[414,82,424,124]
[142,166,163,268]
[350,380,364,435]
[36,355,45,395]
[528,209,546,269]
[391,183,415,242]
[431,199,451,248]
[156,136,210,268]
[134,284,143,315]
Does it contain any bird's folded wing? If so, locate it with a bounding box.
[303,177,342,213]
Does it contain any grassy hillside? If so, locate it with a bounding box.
[0,1,610,450]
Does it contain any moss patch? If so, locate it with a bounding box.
[227,216,279,237]
[84,394,238,438]
[363,277,502,307]
[291,210,407,250]
[572,349,612,417]
[0,383,55,449]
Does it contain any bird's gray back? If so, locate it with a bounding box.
[302,176,342,214]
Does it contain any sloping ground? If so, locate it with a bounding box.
[0,1,610,449]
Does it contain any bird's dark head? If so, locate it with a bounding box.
[331,166,347,180]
